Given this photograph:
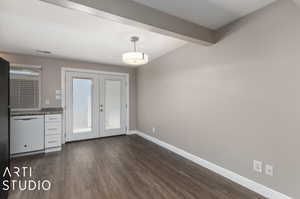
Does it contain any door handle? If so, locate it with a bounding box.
[47,128,58,131]
[48,141,58,144]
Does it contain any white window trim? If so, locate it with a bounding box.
[11,64,42,69]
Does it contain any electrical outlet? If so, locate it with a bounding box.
[152,127,156,134]
[265,164,274,176]
[253,160,262,173]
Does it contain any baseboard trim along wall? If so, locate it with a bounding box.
[126,130,137,135]
[128,130,292,199]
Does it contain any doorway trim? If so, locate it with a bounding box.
[61,67,130,144]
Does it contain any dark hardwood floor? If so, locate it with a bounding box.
[9,135,265,199]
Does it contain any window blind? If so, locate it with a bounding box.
[10,67,41,109]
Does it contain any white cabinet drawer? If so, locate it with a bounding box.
[45,114,61,123]
[45,123,61,135]
[45,135,61,148]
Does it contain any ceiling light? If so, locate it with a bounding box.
[122,36,149,66]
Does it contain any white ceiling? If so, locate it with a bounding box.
[132,0,277,30]
[0,0,186,67]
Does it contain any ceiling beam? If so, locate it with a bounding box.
[40,0,216,45]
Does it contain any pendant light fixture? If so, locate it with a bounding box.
[122,36,149,66]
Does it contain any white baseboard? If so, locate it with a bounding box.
[127,130,139,135]
[130,130,292,199]
[45,147,62,153]
[11,150,44,158]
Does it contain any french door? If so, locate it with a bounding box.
[65,71,127,142]
[100,75,127,137]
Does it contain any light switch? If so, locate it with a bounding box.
[56,90,61,95]
[45,99,50,105]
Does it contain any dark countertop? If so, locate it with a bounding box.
[10,107,63,116]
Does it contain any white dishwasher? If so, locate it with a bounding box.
[10,115,44,154]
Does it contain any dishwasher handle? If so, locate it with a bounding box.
[14,118,39,121]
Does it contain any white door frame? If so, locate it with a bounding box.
[61,67,130,144]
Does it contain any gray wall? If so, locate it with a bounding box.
[137,0,300,198]
[0,53,137,130]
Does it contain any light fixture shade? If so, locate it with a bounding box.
[122,52,149,66]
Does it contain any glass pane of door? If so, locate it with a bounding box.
[104,80,121,130]
[73,78,92,134]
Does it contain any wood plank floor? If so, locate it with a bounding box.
[9,135,266,199]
